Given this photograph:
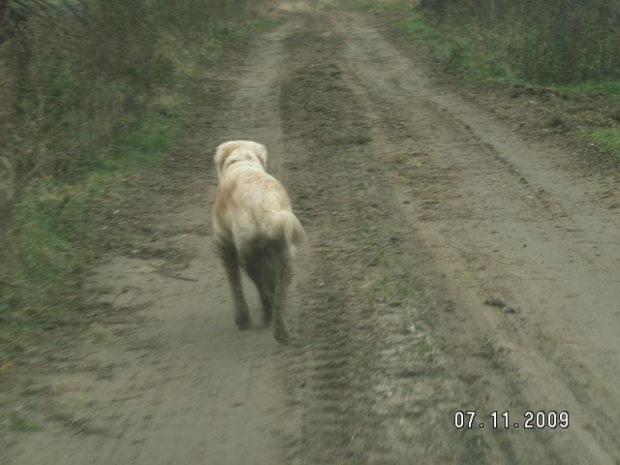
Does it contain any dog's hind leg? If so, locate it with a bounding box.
[272,250,292,343]
[256,275,275,327]
[218,243,251,330]
[243,243,275,327]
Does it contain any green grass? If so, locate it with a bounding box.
[353,1,414,12]
[10,411,45,432]
[105,113,184,173]
[583,127,620,159]
[418,339,435,354]
[357,217,424,303]
[556,80,620,100]
[385,10,620,162]
[373,272,423,301]
[0,18,278,362]
[397,15,522,85]
[186,18,279,64]
[393,10,620,97]
[0,110,184,354]
[0,403,45,433]
[214,18,279,40]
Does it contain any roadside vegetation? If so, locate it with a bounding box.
[352,0,620,159]
[0,0,272,363]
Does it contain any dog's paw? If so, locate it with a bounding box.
[273,329,291,344]
[235,315,251,330]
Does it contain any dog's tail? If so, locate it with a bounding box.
[263,211,306,256]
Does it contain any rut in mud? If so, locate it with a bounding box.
[4,5,620,465]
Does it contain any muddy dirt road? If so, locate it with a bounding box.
[5,4,620,465]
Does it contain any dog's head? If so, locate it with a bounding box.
[214,140,267,180]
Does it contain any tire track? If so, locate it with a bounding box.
[328,10,620,464]
[278,16,481,465]
[278,22,388,465]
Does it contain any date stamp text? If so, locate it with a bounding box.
[453,410,570,430]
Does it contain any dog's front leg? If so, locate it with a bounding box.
[218,244,251,330]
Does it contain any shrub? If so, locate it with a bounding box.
[417,0,620,85]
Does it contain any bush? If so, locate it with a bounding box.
[417,0,620,85]
[0,0,251,196]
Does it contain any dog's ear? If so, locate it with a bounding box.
[253,142,268,170]
[214,141,239,180]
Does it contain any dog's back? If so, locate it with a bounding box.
[214,168,304,257]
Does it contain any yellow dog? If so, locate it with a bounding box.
[213,141,305,343]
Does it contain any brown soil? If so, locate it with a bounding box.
[3,3,620,464]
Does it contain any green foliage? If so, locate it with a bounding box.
[0,0,265,359]
[510,0,620,85]
[396,0,620,162]
[398,15,519,84]
[413,0,620,86]
[0,109,184,352]
[1,0,253,180]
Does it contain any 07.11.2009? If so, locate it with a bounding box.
[453,410,570,430]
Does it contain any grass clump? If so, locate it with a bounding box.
[373,274,422,300]
[555,81,620,101]
[584,128,620,159]
[10,410,45,432]
[354,1,414,12]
